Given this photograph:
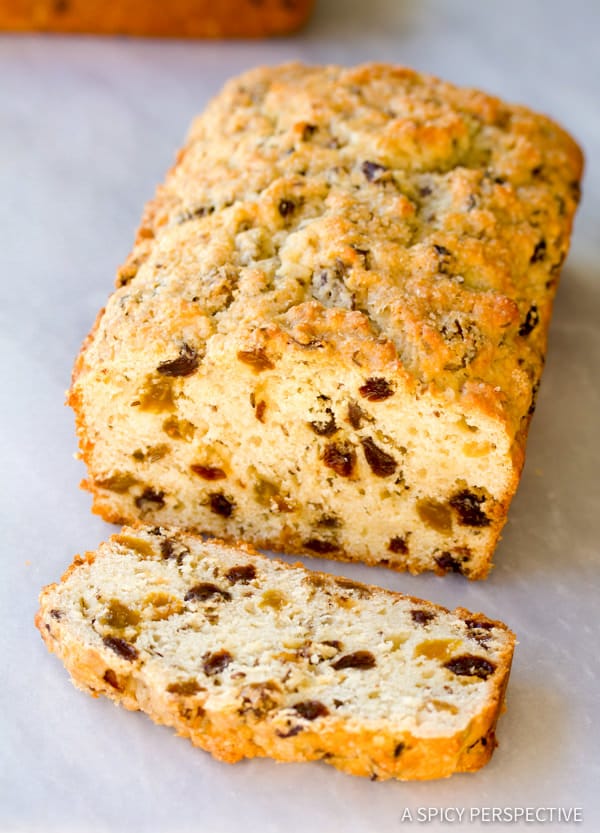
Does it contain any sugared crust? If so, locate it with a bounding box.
[69,64,583,578]
[37,526,515,781]
[0,0,314,37]
[110,62,582,426]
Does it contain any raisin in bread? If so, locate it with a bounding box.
[36,525,515,781]
[69,63,583,578]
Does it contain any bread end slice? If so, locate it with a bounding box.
[37,525,515,780]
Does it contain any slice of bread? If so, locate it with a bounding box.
[36,525,515,781]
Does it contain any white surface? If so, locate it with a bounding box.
[1,2,599,831]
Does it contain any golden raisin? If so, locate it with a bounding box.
[102,600,140,629]
[237,348,274,371]
[259,589,287,610]
[167,680,202,695]
[162,416,196,441]
[417,499,452,534]
[137,376,175,413]
[113,535,156,558]
[415,639,462,661]
[96,472,138,493]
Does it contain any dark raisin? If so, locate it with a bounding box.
[358,377,394,401]
[167,680,201,695]
[518,305,540,336]
[276,725,303,738]
[388,536,408,554]
[323,640,343,651]
[393,742,405,758]
[157,343,199,377]
[332,651,376,670]
[464,619,494,646]
[350,245,371,269]
[464,618,494,631]
[293,700,330,720]
[434,244,452,274]
[335,577,370,597]
[175,205,213,223]
[361,438,396,477]
[530,239,547,263]
[225,564,256,584]
[528,380,541,416]
[236,348,274,371]
[103,669,121,690]
[304,538,339,554]
[309,408,338,436]
[449,490,490,527]
[411,609,435,625]
[444,654,496,679]
[347,400,366,429]
[190,464,226,481]
[184,582,231,602]
[208,493,235,517]
[302,124,317,141]
[278,199,296,217]
[160,537,189,562]
[361,160,388,182]
[323,442,356,477]
[255,400,266,422]
[317,514,341,529]
[419,185,433,197]
[102,636,138,662]
[435,552,463,573]
[49,609,63,620]
[134,487,165,509]
[203,650,233,676]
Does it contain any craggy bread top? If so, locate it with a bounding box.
[81,63,582,438]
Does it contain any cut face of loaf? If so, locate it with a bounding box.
[70,63,583,578]
[36,526,515,781]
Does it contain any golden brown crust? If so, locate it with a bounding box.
[37,526,516,781]
[0,0,315,37]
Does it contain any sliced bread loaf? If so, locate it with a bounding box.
[36,525,515,780]
[70,63,583,578]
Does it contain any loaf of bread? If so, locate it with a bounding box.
[70,63,583,579]
[36,525,515,780]
[1,0,314,37]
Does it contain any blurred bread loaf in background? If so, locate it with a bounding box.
[0,0,315,38]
